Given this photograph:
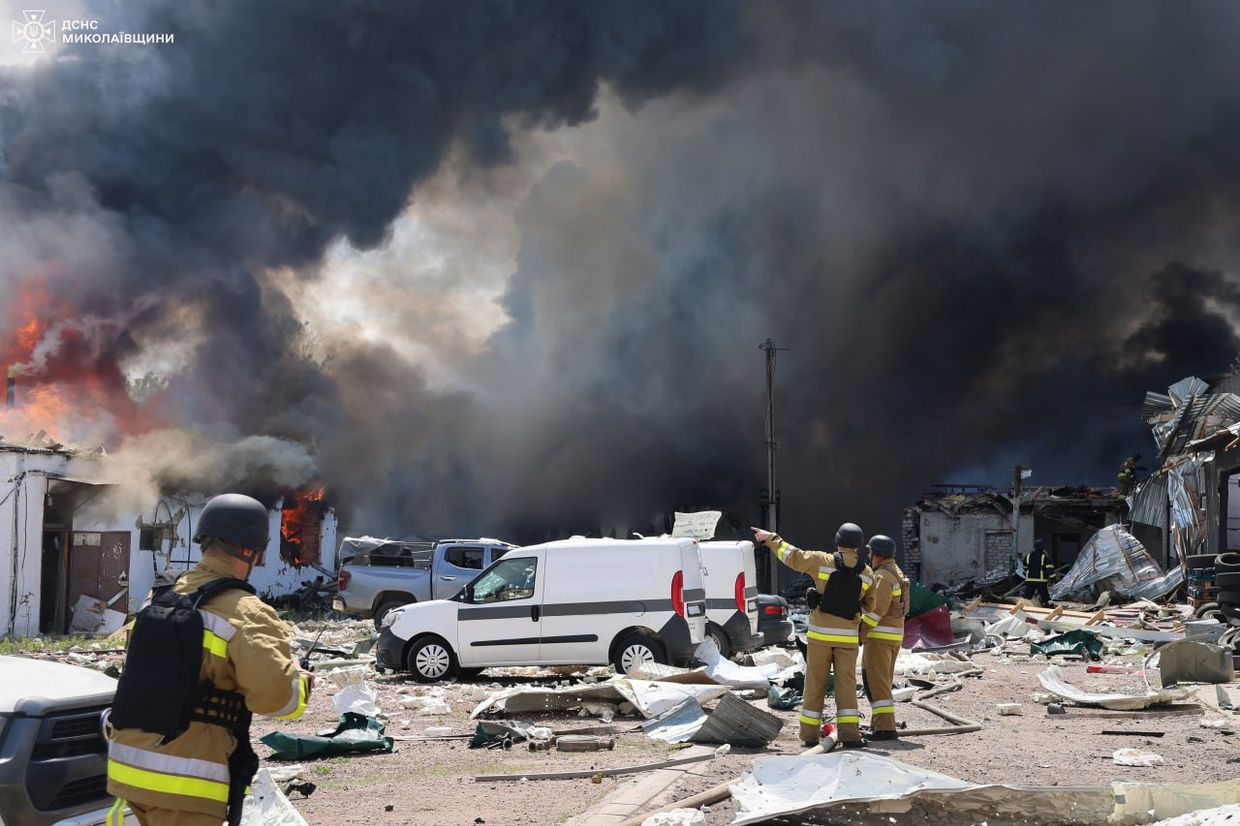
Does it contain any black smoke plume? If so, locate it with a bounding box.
[4,2,1240,543]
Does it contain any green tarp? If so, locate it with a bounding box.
[261,712,395,760]
[907,580,952,619]
[1030,629,1103,660]
[767,686,802,711]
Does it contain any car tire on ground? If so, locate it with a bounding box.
[1194,601,1221,618]
[1216,588,1240,607]
[406,635,459,683]
[1215,552,1240,572]
[706,624,732,660]
[1185,553,1217,570]
[611,631,667,676]
[1216,572,1240,589]
[373,597,412,631]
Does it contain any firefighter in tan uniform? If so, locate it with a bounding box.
[754,523,875,748]
[105,494,313,826]
[859,534,907,741]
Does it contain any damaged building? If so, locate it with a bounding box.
[0,439,337,639]
[902,485,1127,588]
[1132,373,1240,565]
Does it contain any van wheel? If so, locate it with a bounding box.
[612,632,666,676]
[374,598,410,631]
[706,624,732,659]
[406,636,459,683]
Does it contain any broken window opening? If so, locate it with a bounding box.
[281,487,326,566]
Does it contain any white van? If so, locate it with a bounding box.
[698,540,763,658]
[375,537,707,682]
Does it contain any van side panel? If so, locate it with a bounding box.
[700,541,762,654]
[537,544,671,664]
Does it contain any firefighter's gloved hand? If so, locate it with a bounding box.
[751,527,775,543]
[805,587,820,612]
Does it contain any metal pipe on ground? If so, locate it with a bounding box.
[617,731,840,826]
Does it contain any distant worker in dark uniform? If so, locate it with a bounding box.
[1023,539,1054,606]
[105,494,313,826]
[754,523,875,749]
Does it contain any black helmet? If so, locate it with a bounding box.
[867,534,896,558]
[194,494,270,563]
[835,522,865,549]
[1034,538,1044,551]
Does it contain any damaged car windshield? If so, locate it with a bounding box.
[470,557,536,603]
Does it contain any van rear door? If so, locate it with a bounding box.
[679,540,707,643]
[740,540,759,635]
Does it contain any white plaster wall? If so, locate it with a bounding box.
[918,511,1035,587]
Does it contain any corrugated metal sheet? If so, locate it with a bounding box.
[1130,473,1167,530]
[1165,393,1240,457]
[1169,376,1209,406]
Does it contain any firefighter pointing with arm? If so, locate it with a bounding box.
[105,494,314,826]
[753,523,876,749]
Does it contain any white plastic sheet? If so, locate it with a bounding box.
[1037,665,1188,710]
[332,684,380,716]
[695,638,780,688]
[470,678,730,720]
[240,768,309,826]
[730,753,1240,826]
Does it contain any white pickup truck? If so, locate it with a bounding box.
[334,537,516,629]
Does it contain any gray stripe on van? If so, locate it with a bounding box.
[459,600,675,621]
[706,598,739,609]
[744,586,759,598]
[682,588,706,602]
[543,600,674,617]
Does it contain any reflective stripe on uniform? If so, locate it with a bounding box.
[198,610,236,641]
[203,630,228,658]
[776,541,793,562]
[109,742,231,783]
[108,760,230,803]
[890,587,903,596]
[272,674,307,720]
[836,709,860,724]
[861,611,881,627]
[798,707,821,727]
[817,567,831,581]
[870,624,904,642]
[807,623,858,644]
[859,574,873,592]
[105,798,125,826]
[871,700,895,714]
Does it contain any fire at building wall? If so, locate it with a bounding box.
[0,439,336,639]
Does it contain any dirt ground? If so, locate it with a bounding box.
[251,649,1240,826]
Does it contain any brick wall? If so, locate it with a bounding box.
[902,508,920,581]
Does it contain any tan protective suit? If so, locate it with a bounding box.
[765,535,875,744]
[860,558,908,733]
[106,555,310,825]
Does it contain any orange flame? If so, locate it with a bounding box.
[280,487,326,566]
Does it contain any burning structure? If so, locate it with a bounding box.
[0,438,337,639]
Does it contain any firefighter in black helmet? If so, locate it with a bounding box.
[754,522,876,747]
[106,494,313,826]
